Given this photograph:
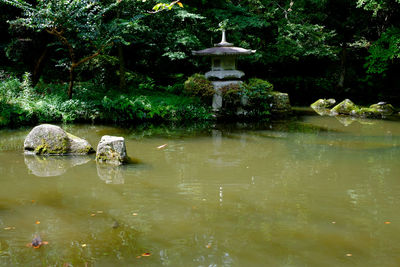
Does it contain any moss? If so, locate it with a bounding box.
[34,137,69,155]
[311,98,336,109]
[354,107,382,118]
[77,145,95,154]
[96,150,126,165]
[331,99,357,115]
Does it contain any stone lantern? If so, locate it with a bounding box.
[192,30,256,110]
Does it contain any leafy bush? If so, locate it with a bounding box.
[220,79,274,118]
[183,74,215,101]
[245,78,273,94]
[220,83,243,111]
[0,73,214,127]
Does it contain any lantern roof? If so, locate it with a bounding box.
[192,30,256,56]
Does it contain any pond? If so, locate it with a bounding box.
[1,114,400,266]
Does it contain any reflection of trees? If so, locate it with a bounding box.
[1,120,400,265]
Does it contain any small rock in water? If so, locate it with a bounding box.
[96,135,128,165]
[112,220,119,229]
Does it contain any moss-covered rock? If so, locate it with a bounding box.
[330,99,357,115]
[311,98,336,109]
[270,92,291,114]
[24,124,95,155]
[96,135,128,165]
[369,102,394,116]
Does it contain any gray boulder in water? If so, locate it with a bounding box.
[24,124,95,155]
[96,135,128,165]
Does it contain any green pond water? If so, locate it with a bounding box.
[1,115,400,266]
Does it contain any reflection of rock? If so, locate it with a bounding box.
[312,107,332,116]
[335,115,375,126]
[96,135,128,165]
[24,155,91,177]
[24,124,95,155]
[96,164,125,184]
[335,116,356,126]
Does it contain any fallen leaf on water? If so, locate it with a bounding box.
[90,213,96,217]
[4,227,15,230]
[136,256,141,259]
[142,252,151,256]
[346,254,352,257]
[385,221,391,224]
[157,144,167,149]
[132,213,138,216]
[206,243,212,249]
[81,244,87,248]
[97,211,103,214]
[31,200,35,203]
[35,221,40,224]
[332,221,336,224]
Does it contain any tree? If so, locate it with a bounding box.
[357,0,400,74]
[1,0,183,98]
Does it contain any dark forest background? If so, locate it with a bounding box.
[1,0,399,106]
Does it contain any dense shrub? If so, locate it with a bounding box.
[0,73,213,127]
[245,78,274,93]
[183,74,215,101]
[219,78,274,118]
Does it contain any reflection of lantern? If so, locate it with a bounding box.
[192,30,256,110]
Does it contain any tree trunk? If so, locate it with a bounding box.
[68,67,75,99]
[337,45,347,88]
[118,44,126,90]
[32,46,49,87]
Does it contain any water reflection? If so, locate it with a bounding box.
[24,155,91,177]
[96,164,125,184]
[2,118,400,266]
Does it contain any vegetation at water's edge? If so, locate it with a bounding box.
[0,73,213,127]
[0,0,399,125]
[1,72,280,127]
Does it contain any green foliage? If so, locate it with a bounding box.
[365,27,400,74]
[220,79,274,118]
[275,23,337,60]
[245,78,273,92]
[357,0,400,14]
[0,73,213,127]
[183,74,214,101]
[220,83,242,110]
